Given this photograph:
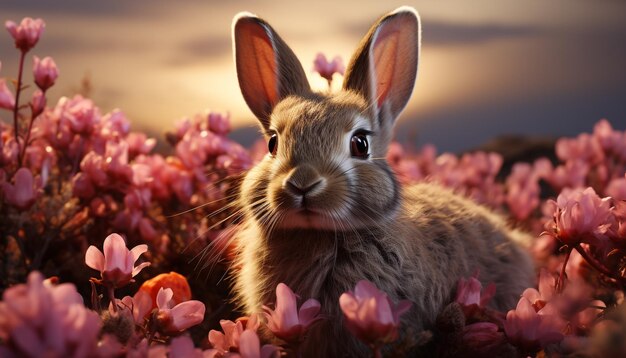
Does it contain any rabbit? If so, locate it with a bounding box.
[230,6,534,357]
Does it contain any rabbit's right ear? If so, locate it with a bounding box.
[233,13,310,130]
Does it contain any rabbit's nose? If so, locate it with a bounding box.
[283,165,325,197]
[285,179,322,196]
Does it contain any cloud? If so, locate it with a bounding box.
[165,35,232,67]
[341,19,542,47]
[424,21,542,46]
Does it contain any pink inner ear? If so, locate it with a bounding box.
[251,33,278,107]
[236,20,279,119]
[372,28,400,108]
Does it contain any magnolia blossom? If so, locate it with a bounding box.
[313,53,345,82]
[154,287,205,335]
[548,187,613,246]
[0,272,101,357]
[263,283,323,342]
[208,315,259,354]
[85,233,150,288]
[504,297,566,353]
[461,322,506,356]
[208,111,231,135]
[111,290,153,325]
[339,280,412,346]
[5,17,45,52]
[522,268,556,311]
[30,89,46,117]
[455,274,496,308]
[169,335,205,358]
[0,78,15,110]
[506,162,541,221]
[1,167,39,211]
[33,56,59,91]
[236,330,280,358]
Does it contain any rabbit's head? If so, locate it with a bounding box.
[233,7,420,230]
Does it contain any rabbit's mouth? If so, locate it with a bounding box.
[276,208,338,230]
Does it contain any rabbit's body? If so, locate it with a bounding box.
[230,7,534,356]
[236,182,533,356]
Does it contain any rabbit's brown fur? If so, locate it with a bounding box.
[230,7,534,357]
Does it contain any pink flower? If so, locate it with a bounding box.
[127,132,156,156]
[112,290,153,325]
[522,268,555,311]
[504,297,566,353]
[169,335,205,358]
[236,330,280,358]
[208,111,231,135]
[30,89,46,117]
[1,167,39,211]
[154,287,205,335]
[85,233,150,288]
[33,56,58,91]
[506,163,540,220]
[548,187,613,246]
[339,280,412,346]
[0,78,15,110]
[208,315,259,354]
[0,271,101,357]
[5,18,45,52]
[461,322,506,356]
[455,273,496,319]
[313,53,345,82]
[263,283,323,342]
[58,95,99,135]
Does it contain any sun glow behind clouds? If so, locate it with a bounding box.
[0,0,624,150]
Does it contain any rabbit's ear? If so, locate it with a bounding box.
[233,12,310,129]
[343,6,420,124]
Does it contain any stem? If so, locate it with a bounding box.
[556,247,572,293]
[19,94,44,168]
[574,244,626,286]
[71,137,85,175]
[107,285,117,312]
[31,230,55,270]
[13,50,26,163]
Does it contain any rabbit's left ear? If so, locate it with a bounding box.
[343,7,420,124]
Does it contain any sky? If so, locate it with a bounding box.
[1,0,625,152]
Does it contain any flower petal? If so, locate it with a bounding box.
[170,300,205,331]
[129,244,148,263]
[238,330,260,357]
[156,287,173,310]
[85,246,105,272]
[298,298,321,327]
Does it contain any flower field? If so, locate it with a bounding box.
[1,17,626,358]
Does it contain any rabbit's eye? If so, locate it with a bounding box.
[350,134,369,159]
[268,133,278,155]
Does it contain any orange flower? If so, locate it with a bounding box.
[138,271,191,311]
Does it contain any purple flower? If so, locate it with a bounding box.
[154,287,205,335]
[2,167,39,211]
[0,272,101,357]
[313,53,345,82]
[548,187,613,246]
[0,78,15,110]
[5,18,45,52]
[339,280,411,346]
[504,297,566,353]
[263,283,322,342]
[85,233,150,288]
[33,56,58,91]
